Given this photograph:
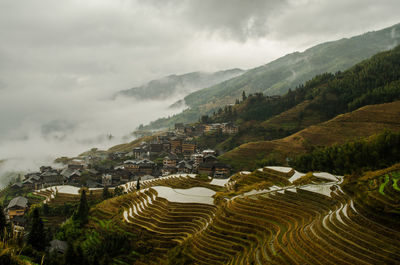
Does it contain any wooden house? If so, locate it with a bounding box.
[7,196,28,220]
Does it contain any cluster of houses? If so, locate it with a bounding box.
[1,121,238,254]
[5,196,28,234]
[4,196,68,254]
[174,122,239,135]
[10,128,232,193]
[6,121,235,211]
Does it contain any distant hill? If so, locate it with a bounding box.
[146,22,400,129]
[193,43,400,153]
[116,68,244,101]
[219,100,400,171]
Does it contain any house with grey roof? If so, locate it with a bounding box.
[49,240,68,254]
[7,196,28,220]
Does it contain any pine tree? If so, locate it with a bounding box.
[242,91,247,101]
[74,189,89,225]
[102,186,111,200]
[0,205,6,238]
[28,207,46,251]
[136,179,140,190]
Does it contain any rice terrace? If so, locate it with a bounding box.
[32,165,400,264]
[1,3,400,265]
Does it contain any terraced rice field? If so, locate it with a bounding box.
[33,169,400,264]
[34,185,103,206]
[116,168,400,264]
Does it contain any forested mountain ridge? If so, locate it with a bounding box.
[145,22,400,129]
[219,100,400,171]
[214,44,400,170]
[195,44,400,154]
[116,68,244,101]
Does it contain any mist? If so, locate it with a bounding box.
[0,86,185,186]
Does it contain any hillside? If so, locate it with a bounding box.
[146,22,400,129]
[196,43,400,153]
[219,101,400,171]
[116,68,244,101]
[46,166,399,264]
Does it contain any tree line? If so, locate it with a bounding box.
[290,130,400,175]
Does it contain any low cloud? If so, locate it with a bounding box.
[0,87,185,185]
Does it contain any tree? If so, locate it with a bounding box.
[102,186,111,200]
[200,115,209,124]
[28,207,46,251]
[0,205,6,237]
[242,91,247,101]
[136,179,140,190]
[74,190,89,225]
[65,244,85,265]
[113,186,123,197]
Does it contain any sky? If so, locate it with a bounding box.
[0,0,399,180]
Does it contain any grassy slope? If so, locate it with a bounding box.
[219,101,400,171]
[146,23,400,129]
[342,163,400,229]
[107,134,159,153]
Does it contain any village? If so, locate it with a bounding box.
[2,122,238,239]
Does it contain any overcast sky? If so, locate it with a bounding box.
[0,0,399,178]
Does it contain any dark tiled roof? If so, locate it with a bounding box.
[49,240,68,254]
[7,196,28,209]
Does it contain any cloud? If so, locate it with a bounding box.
[0,89,186,186]
[268,0,400,47]
[174,0,288,41]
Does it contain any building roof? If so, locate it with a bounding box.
[198,163,215,169]
[204,154,218,161]
[49,240,68,254]
[29,175,41,181]
[139,159,154,165]
[41,171,58,177]
[88,168,99,175]
[61,168,75,178]
[22,179,34,184]
[69,170,82,177]
[7,196,28,209]
[141,175,155,181]
[202,149,215,153]
[11,182,23,188]
[86,179,103,188]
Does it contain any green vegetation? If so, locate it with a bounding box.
[379,174,390,195]
[185,43,400,158]
[146,23,400,129]
[117,68,244,101]
[0,205,6,238]
[214,169,293,203]
[290,130,400,175]
[102,186,112,200]
[393,172,400,191]
[28,208,46,251]
[342,164,400,229]
[73,190,89,225]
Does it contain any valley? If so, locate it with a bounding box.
[1,19,400,265]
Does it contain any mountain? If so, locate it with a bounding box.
[219,100,400,171]
[193,44,399,155]
[116,68,244,101]
[146,22,400,129]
